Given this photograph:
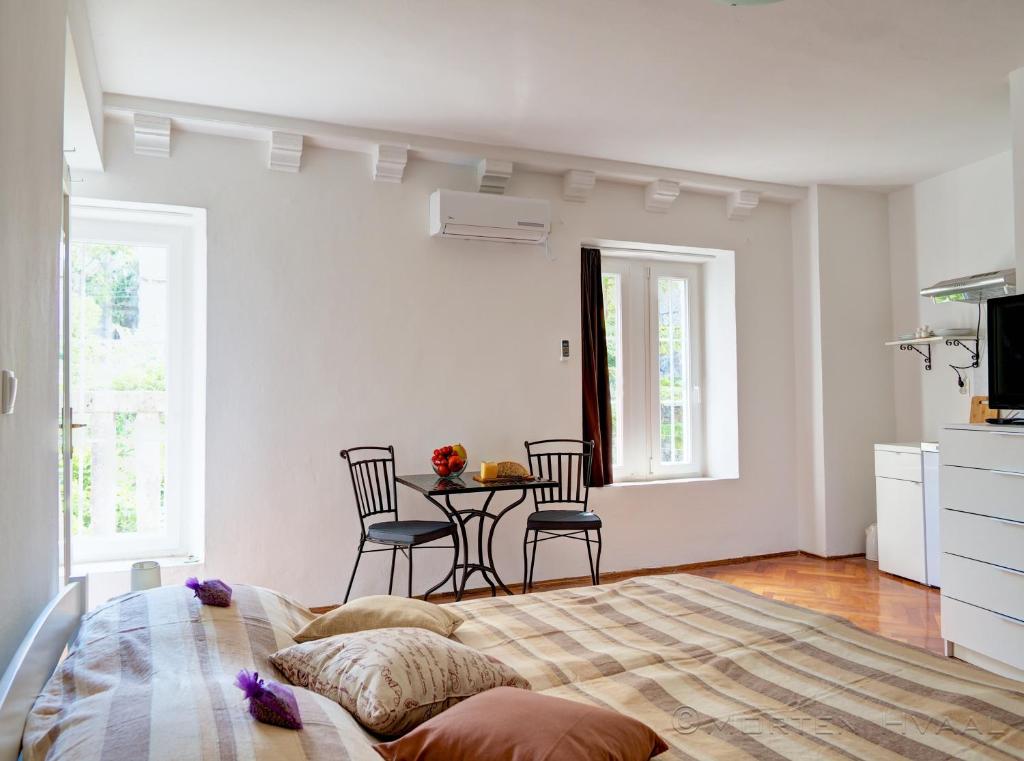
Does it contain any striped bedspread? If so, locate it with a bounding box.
[23,585,382,761]
[453,574,1024,760]
[24,573,1024,759]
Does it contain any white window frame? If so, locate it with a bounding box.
[69,200,206,564]
[602,269,625,469]
[603,255,704,481]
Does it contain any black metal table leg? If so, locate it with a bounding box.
[484,489,528,595]
[422,488,526,601]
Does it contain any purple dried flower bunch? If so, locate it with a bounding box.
[234,669,303,730]
[185,577,233,607]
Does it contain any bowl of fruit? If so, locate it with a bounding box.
[431,443,467,480]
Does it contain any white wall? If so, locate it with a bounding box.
[791,194,827,555]
[0,0,64,669]
[64,2,105,173]
[792,186,895,557]
[77,122,801,606]
[887,152,1014,441]
[1012,70,1024,285]
[816,186,896,555]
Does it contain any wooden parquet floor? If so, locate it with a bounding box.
[417,552,945,655]
[688,554,944,655]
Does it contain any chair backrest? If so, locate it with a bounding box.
[340,445,398,533]
[524,439,594,510]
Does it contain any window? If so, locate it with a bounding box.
[602,257,704,480]
[66,200,206,565]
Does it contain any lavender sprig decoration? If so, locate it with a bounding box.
[185,577,233,607]
[234,670,303,730]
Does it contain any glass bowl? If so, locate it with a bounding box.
[432,459,467,480]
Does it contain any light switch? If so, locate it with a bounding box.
[1,370,17,415]
[560,339,570,361]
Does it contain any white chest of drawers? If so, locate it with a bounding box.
[939,424,1024,681]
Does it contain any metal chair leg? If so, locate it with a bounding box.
[585,530,596,585]
[407,546,414,598]
[594,529,602,585]
[423,533,460,601]
[528,531,538,591]
[522,530,529,593]
[450,531,459,597]
[344,539,365,603]
[452,533,459,597]
[388,547,397,595]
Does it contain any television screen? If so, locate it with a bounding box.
[988,293,1024,410]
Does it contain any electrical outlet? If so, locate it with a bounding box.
[560,339,570,361]
[959,375,970,396]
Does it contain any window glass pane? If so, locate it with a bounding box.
[602,273,623,467]
[657,277,689,464]
[70,241,169,545]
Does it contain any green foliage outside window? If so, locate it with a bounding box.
[68,242,168,537]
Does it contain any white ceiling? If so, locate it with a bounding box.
[85,0,1024,187]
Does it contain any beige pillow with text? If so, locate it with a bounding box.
[271,627,529,737]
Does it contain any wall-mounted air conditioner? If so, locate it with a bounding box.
[429,189,550,244]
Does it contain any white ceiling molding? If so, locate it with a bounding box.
[563,169,597,202]
[476,158,513,194]
[268,131,303,172]
[133,113,171,158]
[373,144,408,183]
[103,94,806,204]
[726,190,760,220]
[644,180,681,213]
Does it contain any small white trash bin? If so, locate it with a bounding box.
[865,524,878,562]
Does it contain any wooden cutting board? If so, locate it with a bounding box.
[970,396,996,424]
[472,475,537,485]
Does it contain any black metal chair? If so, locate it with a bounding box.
[341,446,458,603]
[522,439,602,592]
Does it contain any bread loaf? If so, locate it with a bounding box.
[495,461,529,478]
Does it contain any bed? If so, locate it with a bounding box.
[13,573,1024,760]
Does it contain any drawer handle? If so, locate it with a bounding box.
[992,469,1024,478]
[993,611,1024,627]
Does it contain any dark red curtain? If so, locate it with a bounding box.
[581,247,613,486]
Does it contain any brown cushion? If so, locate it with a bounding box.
[270,628,529,737]
[292,595,464,642]
[372,686,669,760]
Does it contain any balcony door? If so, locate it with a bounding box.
[64,200,206,567]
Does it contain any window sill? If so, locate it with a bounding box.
[608,474,738,487]
[71,554,203,576]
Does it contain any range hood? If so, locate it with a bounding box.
[920,269,1017,303]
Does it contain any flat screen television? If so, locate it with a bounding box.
[987,292,1024,411]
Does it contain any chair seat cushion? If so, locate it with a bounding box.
[368,520,454,545]
[527,509,602,530]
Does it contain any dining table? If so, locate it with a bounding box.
[396,471,558,600]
